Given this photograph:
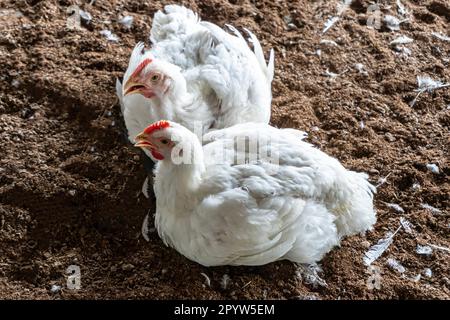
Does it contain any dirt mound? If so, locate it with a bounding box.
[0,0,448,299]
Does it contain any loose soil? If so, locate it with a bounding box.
[0,0,449,299]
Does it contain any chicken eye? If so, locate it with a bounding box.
[160,138,169,145]
[151,74,160,82]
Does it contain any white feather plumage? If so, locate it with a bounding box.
[117,5,274,149]
[144,121,376,266]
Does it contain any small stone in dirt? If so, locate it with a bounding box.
[68,190,76,196]
[423,268,432,277]
[50,284,61,293]
[283,15,292,25]
[360,240,371,248]
[287,23,297,30]
[122,263,135,271]
[384,132,396,142]
[320,39,338,46]
[11,79,20,88]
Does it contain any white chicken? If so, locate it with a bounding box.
[116,5,274,152]
[134,120,377,266]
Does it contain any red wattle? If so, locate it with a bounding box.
[151,150,165,160]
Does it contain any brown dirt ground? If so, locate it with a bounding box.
[0,0,449,299]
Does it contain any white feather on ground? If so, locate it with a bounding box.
[420,203,442,214]
[384,15,401,31]
[416,77,450,93]
[411,76,450,107]
[396,0,408,16]
[386,257,406,273]
[364,225,402,265]
[423,268,432,277]
[141,176,150,199]
[390,35,413,46]
[99,30,119,42]
[79,10,92,23]
[376,172,391,188]
[416,244,433,255]
[354,63,367,75]
[141,211,151,242]
[322,17,339,34]
[432,32,450,42]
[428,244,450,253]
[220,274,231,290]
[411,274,421,282]
[200,273,211,287]
[400,217,414,234]
[385,203,405,213]
[426,163,440,174]
[119,15,133,28]
[322,1,353,34]
[296,263,327,288]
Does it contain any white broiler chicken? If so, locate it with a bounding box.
[116,5,274,151]
[134,120,377,266]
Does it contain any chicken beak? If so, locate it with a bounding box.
[123,79,146,96]
[134,133,155,149]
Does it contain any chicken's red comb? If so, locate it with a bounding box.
[131,58,152,78]
[144,120,170,135]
